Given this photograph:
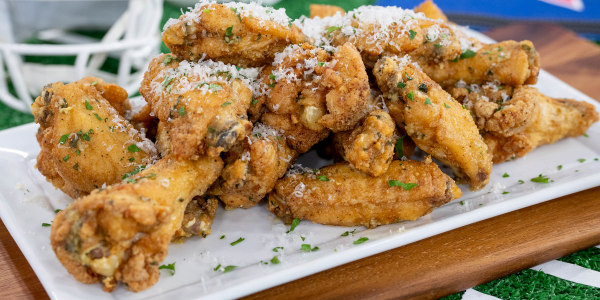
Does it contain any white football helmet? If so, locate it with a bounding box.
[0,0,164,112]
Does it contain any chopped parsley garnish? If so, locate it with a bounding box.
[583,133,589,138]
[434,44,443,48]
[128,157,135,162]
[203,8,211,13]
[220,235,225,239]
[317,62,326,67]
[287,218,300,233]
[128,144,142,153]
[251,97,258,105]
[225,26,233,37]
[162,76,173,88]
[406,92,414,101]
[397,82,406,89]
[341,229,356,237]
[300,244,319,252]
[63,155,70,162]
[122,165,146,180]
[326,26,341,35]
[178,105,186,116]
[404,73,413,80]
[42,223,51,227]
[270,256,280,264]
[230,237,245,246]
[577,158,586,163]
[502,191,510,195]
[459,49,477,59]
[163,55,173,65]
[91,81,98,86]
[223,265,237,273]
[317,175,329,181]
[530,174,550,183]
[269,74,276,81]
[208,83,223,91]
[221,101,232,107]
[208,127,215,133]
[459,201,464,205]
[408,29,417,40]
[395,135,405,158]
[418,83,428,93]
[59,133,70,145]
[557,165,563,170]
[424,98,432,105]
[502,172,510,178]
[73,163,79,170]
[93,113,102,121]
[518,180,525,184]
[54,209,62,213]
[388,180,417,190]
[159,262,175,275]
[84,100,93,110]
[353,237,369,245]
[213,264,221,271]
[444,103,451,108]
[272,246,284,252]
[300,236,305,241]
[81,129,92,141]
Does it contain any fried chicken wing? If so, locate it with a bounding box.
[309,4,345,18]
[174,196,219,239]
[50,155,223,292]
[209,124,297,209]
[162,1,303,67]
[32,79,157,199]
[482,87,598,163]
[256,42,369,152]
[294,6,470,67]
[374,55,492,190]
[140,54,255,159]
[419,40,540,88]
[334,109,397,176]
[268,158,461,228]
[414,0,448,22]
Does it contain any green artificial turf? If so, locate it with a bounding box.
[558,246,600,272]
[473,268,600,299]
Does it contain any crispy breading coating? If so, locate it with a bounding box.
[374,55,492,190]
[209,124,297,209]
[310,4,345,18]
[482,87,599,163]
[268,159,461,228]
[419,40,540,87]
[162,2,304,67]
[50,156,223,292]
[32,78,157,199]
[140,54,254,159]
[174,196,219,239]
[414,0,448,22]
[334,110,397,176]
[256,42,369,152]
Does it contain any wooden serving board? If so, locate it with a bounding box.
[1,23,599,299]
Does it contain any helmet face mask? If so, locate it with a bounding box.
[0,0,163,112]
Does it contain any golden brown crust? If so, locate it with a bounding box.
[209,129,298,209]
[374,56,492,190]
[309,4,345,18]
[174,196,219,239]
[162,3,304,67]
[336,110,397,176]
[268,159,461,228]
[419,40,540,88]
[483,87,599,163]
[140,54,253,159]
[414,0,448,22]
[32,79,157,198]
[50,156,223,292]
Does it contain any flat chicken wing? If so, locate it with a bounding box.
[482,87,598,163]
[374,55,492,190]
[32,78,157,199]
[140,54,255,159]
[209,124,297,209]
[162,1,304,67]
[268,158,461,228]
[50,155,223,292]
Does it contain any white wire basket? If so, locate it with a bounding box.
[0,0,164,112]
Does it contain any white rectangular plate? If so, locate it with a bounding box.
[1,31,599,300]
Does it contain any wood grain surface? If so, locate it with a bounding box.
[1,22,599,300]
